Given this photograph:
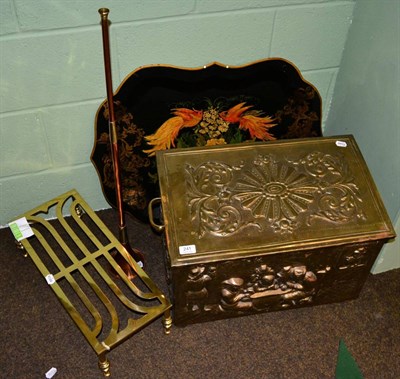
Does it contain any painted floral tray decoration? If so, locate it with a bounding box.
[91,58,322,222]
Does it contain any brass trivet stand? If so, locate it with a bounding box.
[12,189,172,376]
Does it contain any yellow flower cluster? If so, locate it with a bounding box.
[198,107,229,139]
[206,138,227,146]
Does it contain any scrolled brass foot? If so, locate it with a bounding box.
[98,355,111,377]
[15,240,28,257]
[162,310,172,335]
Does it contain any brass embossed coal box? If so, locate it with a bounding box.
[151,135,395,325]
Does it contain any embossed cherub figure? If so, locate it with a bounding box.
[276,264,317,307]
[247,264,276,293]
[220,277,253,311]
[184,265,215,313]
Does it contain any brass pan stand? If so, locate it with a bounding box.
[12,189,172,377]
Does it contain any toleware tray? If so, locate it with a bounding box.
[91,58,322,222]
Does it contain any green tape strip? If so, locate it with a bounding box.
[9,222,23,241]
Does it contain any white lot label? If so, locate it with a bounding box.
[179,245,197,255]
[45,274,56,285]
[9,217,34,241]
[45,367,57,378]
[335,140,347,147]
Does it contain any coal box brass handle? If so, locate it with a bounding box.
[148,197,165,232]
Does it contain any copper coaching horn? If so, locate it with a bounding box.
[98,8,145,278]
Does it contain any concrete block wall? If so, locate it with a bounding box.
[0,0,355,226]
[325,0,400,273]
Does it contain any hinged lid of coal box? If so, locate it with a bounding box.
[155,135,395,268]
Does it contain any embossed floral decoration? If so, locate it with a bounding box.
[234,154,319,233]
[185,152,365,238]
